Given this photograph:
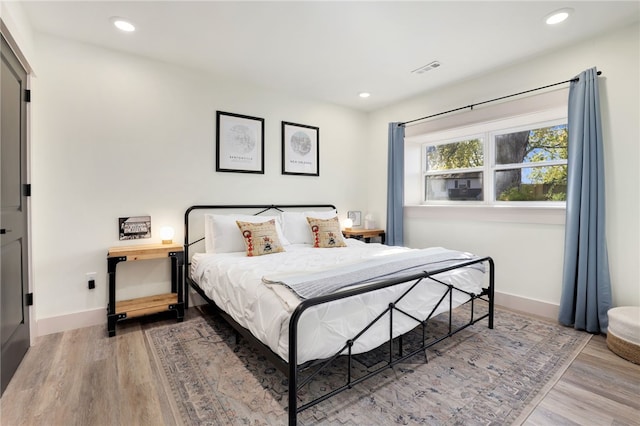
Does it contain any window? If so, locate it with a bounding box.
[424,138,484,201]
[494,124,567,202]
[421,115,567,205]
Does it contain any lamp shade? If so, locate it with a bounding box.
[343,218,353,229]
[160,226,175,244]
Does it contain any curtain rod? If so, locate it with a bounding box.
[399,70,603,127]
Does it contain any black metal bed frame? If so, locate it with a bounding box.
[184,204,494,426]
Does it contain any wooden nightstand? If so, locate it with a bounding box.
[107,243,184,337]
[342,228,386,244]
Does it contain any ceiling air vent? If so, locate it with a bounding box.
[411,61,441,74]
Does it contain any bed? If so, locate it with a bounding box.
[184,204,495,425]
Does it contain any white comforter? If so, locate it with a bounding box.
[191,240,484,365]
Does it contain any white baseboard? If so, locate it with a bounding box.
[495,291,559,321]
[34,291,558,337]
[36,308,106,337]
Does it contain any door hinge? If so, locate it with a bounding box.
[23,184,31,197]
[26,293,34,306]
[24,89,31,103]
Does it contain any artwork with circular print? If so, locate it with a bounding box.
[227,124,256,154]
[290,131,312,156]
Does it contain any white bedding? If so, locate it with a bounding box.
[190,239,485,365]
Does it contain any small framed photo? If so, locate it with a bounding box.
[282,121,319,176]
[216,111,265,173]
[119,216,151,240]
[347,211,362,227]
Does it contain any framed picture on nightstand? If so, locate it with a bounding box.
[347,211,362,227]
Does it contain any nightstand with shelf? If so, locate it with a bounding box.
[342,228,386,244]
[107,243,184,337]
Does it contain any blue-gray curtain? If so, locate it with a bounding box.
[558,67,612,334]
[386,122,405,246]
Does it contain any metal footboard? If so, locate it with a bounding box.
[287,256,494,425]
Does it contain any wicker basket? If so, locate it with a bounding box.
[607,332,640,364]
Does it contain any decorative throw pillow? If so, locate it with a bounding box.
[205,214,289,253]
[306,216,347,248]
[280,210,337,244]
[236,219,286,257]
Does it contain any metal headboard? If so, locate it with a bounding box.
[184,203,337,260]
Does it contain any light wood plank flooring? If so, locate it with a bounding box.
[1,309,639,425]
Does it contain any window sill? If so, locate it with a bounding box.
[404,204,566,225]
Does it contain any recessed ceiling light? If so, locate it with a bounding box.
[545,8,572,25]
[359,92,371,98]
[110,17,136,32]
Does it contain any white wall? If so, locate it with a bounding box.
[29,34,369,330]
[367,23,640,313]
[6,3,638,333]
[1,1,36,70]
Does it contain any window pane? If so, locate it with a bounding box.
[495,165,567,201]
[425,172,483,201]
[495,124,567,165]
[426,139,483,171]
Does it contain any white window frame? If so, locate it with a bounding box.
[405,106,568,224]
[422,134,485,205]
[489,119,568,207]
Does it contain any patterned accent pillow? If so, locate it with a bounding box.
[205,214,289,253]
[306,216,347,248]
[236,219,286,257]
[280,210,337,244]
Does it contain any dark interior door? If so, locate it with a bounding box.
[1,33,30,396]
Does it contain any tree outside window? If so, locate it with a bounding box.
[494,124,568,201]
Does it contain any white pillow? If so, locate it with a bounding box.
[280,210,338,244]
[205,214,289,253]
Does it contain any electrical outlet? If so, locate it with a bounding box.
[86,272,96,290]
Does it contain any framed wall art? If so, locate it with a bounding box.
[281,121,319,176]
[119,215,151,240]
[216,111,265,173]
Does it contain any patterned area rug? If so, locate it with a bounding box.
[146,305,590,425]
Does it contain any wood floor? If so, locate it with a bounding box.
[1,309,639,426]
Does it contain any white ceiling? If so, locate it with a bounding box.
[19,1,640,112]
